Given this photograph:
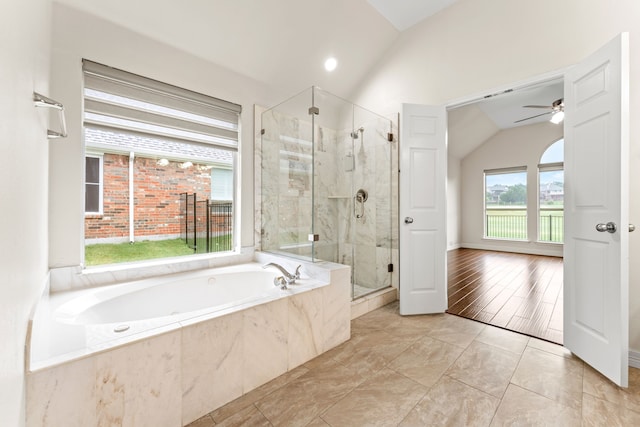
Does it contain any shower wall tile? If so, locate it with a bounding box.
[243,298,289,391]
[26,357,96,427]
[95,330,182,427]
[288,288,324,369]
[182,311,244,425]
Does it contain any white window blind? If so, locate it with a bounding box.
[82,60,241,149]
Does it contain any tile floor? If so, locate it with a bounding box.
[186,301,640,426]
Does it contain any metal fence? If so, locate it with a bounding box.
[485,208,563,242]
[180,193,233,253]
[539,209,564,243]
[486,211,527,240]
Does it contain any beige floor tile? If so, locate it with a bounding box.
[399,376,499,427]
[490,384,581,426]
[321,368,427,427]
[351,305,402,331]
[527,337,575,359]
[255,359,365,427]
[583,365,640,413]
[425,314,486,348]
[445,340,520,398]
[307,418,330,427]
[388,335,464,387]
[582,393,640,427]
[474,325,529,355]
[209,364,309,423]
[185,414,215,427]
[214,405,271,427]
[511,346,584,409]
[331,328,417,378]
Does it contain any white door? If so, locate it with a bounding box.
[399,104,447,315]
[563,33,629,387]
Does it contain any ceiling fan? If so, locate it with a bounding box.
[514,98,564,124]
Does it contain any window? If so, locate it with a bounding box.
[85,154,103,214]
[82,60,241,266]
[211,167,234,201]
[484,167,527,240]
[539,139,564,243]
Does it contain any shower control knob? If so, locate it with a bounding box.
[404,217,414,224]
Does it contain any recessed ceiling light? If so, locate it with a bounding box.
[324,57,337,72]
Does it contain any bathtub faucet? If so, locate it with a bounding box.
[263,263,301,284]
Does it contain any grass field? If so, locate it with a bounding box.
[486,208,563,242]
[85,238,195,266]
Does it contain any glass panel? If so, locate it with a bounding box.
[85,183,99,213]
[261,88,314,259]
[260,87,394,300]
[86,156,100,184]
[539,169,564,242]
[485,170,527,240]
[540,139,564,163]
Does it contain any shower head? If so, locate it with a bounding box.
[350,127,365,139]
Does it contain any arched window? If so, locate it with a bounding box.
[538,139,564,243]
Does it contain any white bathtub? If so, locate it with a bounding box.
[27,256,351,426]
[29,262,327,370]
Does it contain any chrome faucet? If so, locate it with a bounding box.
[262,263,301,285]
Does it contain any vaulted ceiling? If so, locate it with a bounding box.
[52,0,562,159]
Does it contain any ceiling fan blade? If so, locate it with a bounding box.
[523,105,552,109]
[514,111,551,123]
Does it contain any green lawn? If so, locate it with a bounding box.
[85,238,195,266]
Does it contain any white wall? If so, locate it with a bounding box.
[352,0,640,353]
[0,0,51,424]
[447,156,461,250]
[461,122,563,256]
[49,3,282,269]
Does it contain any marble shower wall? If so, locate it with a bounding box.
[256,93,399,293]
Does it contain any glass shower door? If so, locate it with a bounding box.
[350,106,393,298]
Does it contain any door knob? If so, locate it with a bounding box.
[630,224,636,232]
[404,217,414,224]
[595,222,617,233]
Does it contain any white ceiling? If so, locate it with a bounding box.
[367,0,459,31]
[53,0,401,99]
[474,81,564,130]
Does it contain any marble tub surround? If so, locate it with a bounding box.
[187,301,640,427]
[49,245,255,293]
[26,255,350,427]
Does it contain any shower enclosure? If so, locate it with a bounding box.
[260,87,394,299]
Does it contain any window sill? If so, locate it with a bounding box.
[50,247,254,293]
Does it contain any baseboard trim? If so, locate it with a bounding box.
[460,242,563,258]
[630,350,640,368]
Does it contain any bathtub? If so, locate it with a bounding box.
[27,257,351,426]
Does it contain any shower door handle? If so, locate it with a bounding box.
[404,217,414,224]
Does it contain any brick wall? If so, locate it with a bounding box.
[85,154,212,241]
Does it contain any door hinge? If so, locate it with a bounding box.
[260,128,265,135]
[387,132,394,142]
[388,263,394,273]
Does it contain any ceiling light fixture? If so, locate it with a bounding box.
[324,57,337,72]
[550,110,565,124]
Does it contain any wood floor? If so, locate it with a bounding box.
[447,248,563,345]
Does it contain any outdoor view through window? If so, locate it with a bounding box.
[484,139,564,243]
[82,61,240,266]
[485,169,528,240]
